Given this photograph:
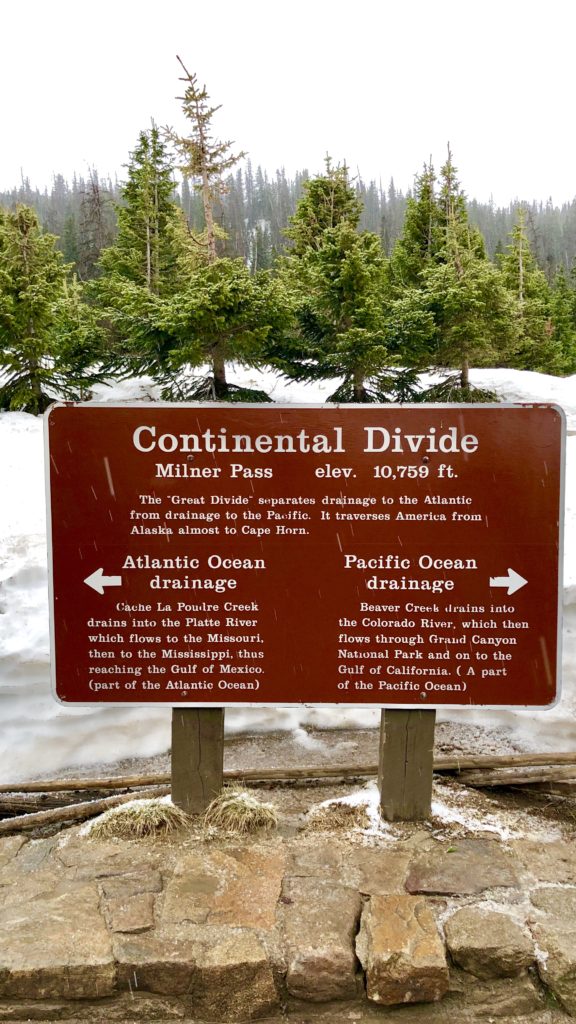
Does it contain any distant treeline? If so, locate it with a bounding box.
[2,164,576,279]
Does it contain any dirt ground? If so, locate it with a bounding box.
[56,719,526,782]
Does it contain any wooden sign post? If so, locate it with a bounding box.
[171,707,224,814]
[379,709,436,820]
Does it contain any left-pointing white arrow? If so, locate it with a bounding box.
[84,568,123,595]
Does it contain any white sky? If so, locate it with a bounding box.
[3,0,576,207]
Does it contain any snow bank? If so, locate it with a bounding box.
[1,368,575,783]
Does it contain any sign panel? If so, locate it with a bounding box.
[45,403,564,708]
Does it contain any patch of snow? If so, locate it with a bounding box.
[431,797,517,841]
[435,895,537,942]
[292,727,330,751]
[431,780,564,842]
[533,941,549,968]
[316,780,389,833]
[219,789,275,812]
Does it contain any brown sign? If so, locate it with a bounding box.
[45,403,564,708]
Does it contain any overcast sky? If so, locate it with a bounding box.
[3,0,575,206]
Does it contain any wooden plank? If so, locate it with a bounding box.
[171,708,224,814]
[378,709,436,821]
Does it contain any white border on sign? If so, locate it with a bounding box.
[43,401,566,712]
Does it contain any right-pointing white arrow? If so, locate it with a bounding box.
[489,568,528,596]
[84,567,123,595]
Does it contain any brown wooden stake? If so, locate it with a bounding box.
[171,708,225,814]
[378,709,436,821]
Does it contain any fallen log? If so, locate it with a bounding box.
[435,753,576,772]
[0,785,170,836]
[3,752,576,793]
[0,774,172,794]
[456,765,576,788]
[0,791,105,816]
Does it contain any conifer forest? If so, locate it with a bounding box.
[1,61,576,414]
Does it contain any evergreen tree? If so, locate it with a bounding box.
[0,206,102,413]
[498,209,564,372]
[53,276,107,399]
[93,115,286,401]
[180,175,192,222]
[78,169,116,280]
[165,56,246,264]
[549,266,576,372]
[380,178,407,255]
[93,127,200,383]
[180,175,206,234]
[218,169,249,260]
[291,222,391,402]
[437,149,486,259]
[98,126,185,297]
[250,222,273,272]
[285,159,362,256]
[422,240,516,397]
[62,213,79,267]
[152,260,291,400]
[389,151,514,399]
[164,57,249,396]
[276,165,403,402]
[358,180,381,235]
[389,163,442,288]
[424,160,516,396]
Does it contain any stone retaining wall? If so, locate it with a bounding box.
[1,829,576,1021]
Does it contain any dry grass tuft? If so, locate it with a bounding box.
[304,801,371,833]
[203,786,278,835]
[88,798,192,840]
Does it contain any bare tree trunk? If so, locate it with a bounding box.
[212,346,228,398]
[146,222,152,292]
[460,356,469,391]
[201,167,217,263]
[22,239,45,412]
[353,366,365,402]
[172,56,248,393]
[153,175,160,295]
[518,231,524,309]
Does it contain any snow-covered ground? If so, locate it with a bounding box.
[0,367,575,783]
